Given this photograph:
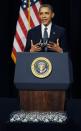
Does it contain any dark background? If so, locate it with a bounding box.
[0,0,81,98]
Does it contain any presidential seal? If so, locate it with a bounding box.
[31,57,52,78]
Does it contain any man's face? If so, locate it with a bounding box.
[39,7,54,26]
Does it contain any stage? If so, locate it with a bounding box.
[0,98,81,131]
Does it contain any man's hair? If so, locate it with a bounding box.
[39,4,54,13]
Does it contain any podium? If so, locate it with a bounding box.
[14,52,73,111]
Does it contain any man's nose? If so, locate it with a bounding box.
[42,14,46,18]
[41,13,46,17]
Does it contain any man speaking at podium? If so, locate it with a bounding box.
[18,4,70,113]
[25,4,67,53]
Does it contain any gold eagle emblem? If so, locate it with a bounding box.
[31,57,52,78]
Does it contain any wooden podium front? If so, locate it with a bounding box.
[19,91,65,111]
[14,52,73,112]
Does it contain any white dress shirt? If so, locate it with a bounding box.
[41,22,52,38]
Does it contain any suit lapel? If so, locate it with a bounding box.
[49,24,57,42]
[37,25,42,40]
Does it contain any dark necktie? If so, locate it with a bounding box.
[43,27,48,41]
[43,27,48,51]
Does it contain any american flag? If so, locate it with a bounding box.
[11,0,41,63]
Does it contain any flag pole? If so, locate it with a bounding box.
[28,0,30,30]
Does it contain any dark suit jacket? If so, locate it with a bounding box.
[25,24,68,52]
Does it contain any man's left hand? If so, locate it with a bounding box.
[47,39,63,53]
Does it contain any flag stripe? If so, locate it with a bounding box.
[16,22,26,46]
[30,7,39,26]
[18,16,27,37]
[36,1,41,11]
[20,7,30,31]
[11,0,41,63]
[13,38,22,52]
[32,4,40,23]
[16,31,25,50]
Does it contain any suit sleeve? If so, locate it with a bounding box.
[24,31,31,52]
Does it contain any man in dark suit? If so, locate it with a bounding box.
[25,4,67,52]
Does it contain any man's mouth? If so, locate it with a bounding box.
[42,19,48,22]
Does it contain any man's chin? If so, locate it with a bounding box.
[42,21,50,26]
[43,23,48,26]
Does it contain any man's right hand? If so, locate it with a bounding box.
[30,40,42,52]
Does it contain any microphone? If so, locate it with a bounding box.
[38,39,48,48]
[42,38,48,52]
[38,25,49,51]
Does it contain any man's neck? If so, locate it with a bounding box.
[42,22,52,28]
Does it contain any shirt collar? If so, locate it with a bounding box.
[41,22,52,30]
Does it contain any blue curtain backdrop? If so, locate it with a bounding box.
[0,0,81,97]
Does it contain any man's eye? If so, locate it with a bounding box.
[39,12,50,15]
[39,13,43,15]
[45,12,49,14]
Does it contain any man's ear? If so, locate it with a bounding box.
[52,12,55,18]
